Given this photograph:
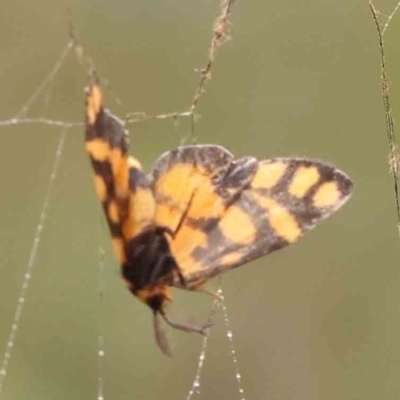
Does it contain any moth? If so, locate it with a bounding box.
[85,79,353,355]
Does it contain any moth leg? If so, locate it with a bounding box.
[160,310,212,335]
[176,269,189,288]
[194,286,224,302]
[180,279,224,302]
[158,225,175,237]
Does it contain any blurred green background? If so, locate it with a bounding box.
[1,1,400,399]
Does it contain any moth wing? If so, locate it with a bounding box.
[85,81,153,265]
[185,158,353,285]
[150,144,235,232]
[150,147,353,288]
[150,145,258,279]
[85,81,132,203]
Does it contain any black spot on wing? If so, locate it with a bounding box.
[88,158,123,237]
[216,156,258,201]
[219,156,258,188]
[129,166,151,192]
[90,158,114,197]
[149,145,233,183]
[178,156,259,230]
[86,108,130,154]
[189,191,288,281]
[102,202,122,238]
[264,158,353,230]
[263,158,305,196]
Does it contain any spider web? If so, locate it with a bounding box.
[370,1,400,236]
[0,1,247,399]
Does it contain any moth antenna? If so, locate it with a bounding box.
[173,189,197,237]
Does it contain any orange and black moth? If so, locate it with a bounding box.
[85,79,353,355]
